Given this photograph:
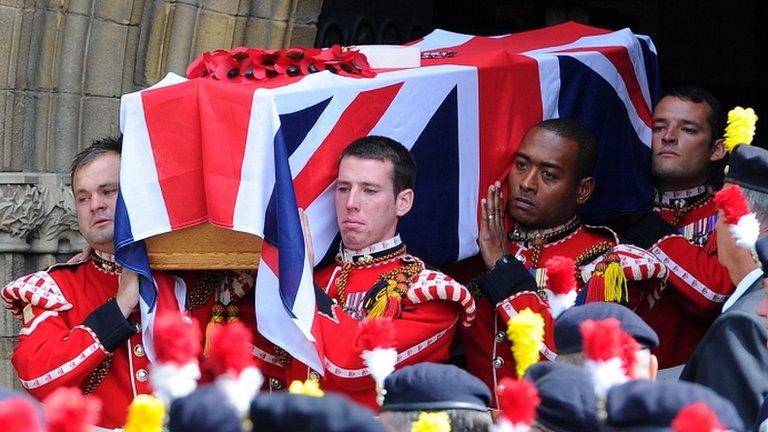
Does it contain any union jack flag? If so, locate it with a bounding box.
[114,21,660,372]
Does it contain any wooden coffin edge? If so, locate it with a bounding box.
[145,222,263,270]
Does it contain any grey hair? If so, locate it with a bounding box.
[742,187,768,229]
[379,409,492,432]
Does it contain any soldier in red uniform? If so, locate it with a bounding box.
[1,137,184,430]
[459,119,664,397]
[257,136,475,410]
[621,86,733,370]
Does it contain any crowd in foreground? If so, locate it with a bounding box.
[1,84,768,432]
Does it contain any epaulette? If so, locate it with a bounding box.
[45,257,89,272]
[577,244,668,305]
[404,268,477,327]
[583,224,621,244]
[1,270,72,317]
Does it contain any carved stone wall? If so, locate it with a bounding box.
[0,0,321,390]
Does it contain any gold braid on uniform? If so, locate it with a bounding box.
[361,260,424,318]
[334,245,407,305]
[467,275,484,300]
[187,270,228,311]
[508,218,581,268]
[83,356,113,395]
[573,241,615,284]
[91,253,121,274]
[656,193,713,227]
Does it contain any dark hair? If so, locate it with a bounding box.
[535,118,597,180]
[70,135,122,186]
[662,85,724,143]
[341,135,417,195]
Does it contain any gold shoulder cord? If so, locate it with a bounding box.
[334,245,407,305]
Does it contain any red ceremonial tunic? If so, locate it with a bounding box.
[1,253,182,429]
[253,236,475,410]
[638,187,734,368]
[458,221,621,400]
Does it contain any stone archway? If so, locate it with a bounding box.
[0,0,323,389]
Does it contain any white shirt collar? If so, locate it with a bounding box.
[721,268,764,312]
[340,235,403,263]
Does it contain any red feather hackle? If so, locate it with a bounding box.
[204,321,256,377]
[619,331,640,380]
[154,312,202,366]
[544,256,577,295]
[580,318,623,361]
[356,317,396,351]
[714,185,750,224]
[0,397,44,432]
[671,402,725,432]
[496,377,540,426]
[44,387,102,432]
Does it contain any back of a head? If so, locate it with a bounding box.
[535,118,597,180]
[606,380,743,431]
[380,409,492,432]
[342,135,417,195]
[724,144,768,224]
[524,362,600,431]
[381,363,491,413]
[168,385,242,432]
[249,393,387,432]
[555,302,659,354]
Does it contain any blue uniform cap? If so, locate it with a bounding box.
[524,362,600,431]
[555,302,659,354]
[380,362,491,412]
[167,385,242,432]
[725,144,768,194]
[606,380,744,431]
[249,392,387,432]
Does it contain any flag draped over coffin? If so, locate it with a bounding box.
[114,21,660,372]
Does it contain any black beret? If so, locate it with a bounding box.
[606,380,744,431]
[524,362,600,431]
[757,237,768,270]
[167,385,243,432]
[725,144,768,193]
[380,363,491,412]
[249,392,387,432]
[555,302,659,354]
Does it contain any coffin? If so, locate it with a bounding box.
[145,223,262,269]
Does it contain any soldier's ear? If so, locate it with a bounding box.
[576,177,595,205]
[396,189,414,217]
[710,138,726,162]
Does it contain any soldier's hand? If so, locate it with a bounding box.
[116,269,140,318]
[299,208,315,267]
[479,181,510,268]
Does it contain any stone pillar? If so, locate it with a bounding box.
[0,0,322,392]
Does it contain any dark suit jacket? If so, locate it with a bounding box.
[680,276,767,427]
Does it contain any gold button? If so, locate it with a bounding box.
[494,331,506,343]
[308,371,321,381]
[133,344,145,357]
[492,357,505,369]
[270,378,282,390]
[136,369,148,382]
